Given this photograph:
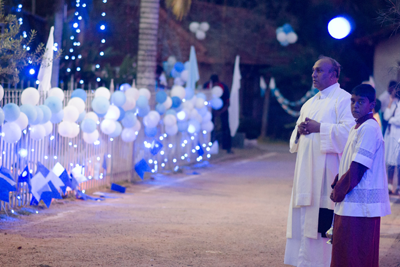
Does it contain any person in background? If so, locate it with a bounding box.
[330,84,391,267]
[383,83,400,195]
[373,99,382,128]
[203,74,233,154]
[379,80,397,135]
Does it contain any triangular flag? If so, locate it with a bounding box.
[134,159,152,180]
[38,26,54,92]
[0,166,17,203]
[18,166,32,184]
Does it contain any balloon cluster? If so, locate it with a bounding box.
[276,23,298,46]
[189,22,210,40]
[162,56,190,87]
[210,86,224,111]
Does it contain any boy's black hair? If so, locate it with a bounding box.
[351,84,376,103]
[375,99,381,113]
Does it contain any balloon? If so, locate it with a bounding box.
[163,114,177,127]
[121,128,137,142]
[197,92,207,100]
[277,32,287,43]
[38,105,52,123]
[100,119,116,134]
[155,103,166,115]
[195,97,205,109]
[183,100,194,111]
[144,127,157,137]
[83,130,99,144]
[197,106,208,117]
[111,91,126,107]
[210,98,223,110]
[30,125,45,140]
[44,96,63,114]
[180,70,189,82]
[43,121,53,136]
[68,97,85,114]
[0,108,4,125]
[109,121,122,137]
[85,112,99,123]
[212,86,223,98]
[0,85,4,101]
[71,88,87,102]
[136,95,149,109]
[32,107,43,125]
[155,91,167,104]
[2,122,21,143]
[14,112,28,130]
[165,109,177,116]
[3,103,20,122]
[190,109,200,120]
[163,97,172,109]
[20,104,37,124]
[122,98,136,111]
[76,111,86,123]
[69,123,80,138]
[196,30,206,40]
[177,109,188,121]
[105,105,120,120]
[132,120,142,132]
[200,22,210,32]
[117,107,125,121]
[91,96,110,114]
[50,109,64,124]
[95,87,110,99]
[202,121,214,132]
[138,88,151,100]
[188,119,201,134]
[165,124,178,136]
[58,121,72,137]
[143,112,159,128]
[137,105,150,117]
[119,83,131,91]
[63,106,79,122]
[189,22,200,33]
[125,88,139,100]
[287,32,298,44]
[282,23,294,33]
[170,68,180,78]
[167,56,177,66]
[185,88,195,100]
[21,87,40,105]
[48,87,65,101]
[174,77,184,86]
[174,62,185,73]
[177,120,188,132]
[171,85,186,99]
[81,118,97,133]
[203,111,212,121]
[171,96,182,108]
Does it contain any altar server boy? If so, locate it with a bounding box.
[330,84,391,267]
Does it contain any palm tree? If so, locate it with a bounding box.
[136,0,191,91]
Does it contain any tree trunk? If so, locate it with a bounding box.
[51,0,64,88]
[137,0,160,91]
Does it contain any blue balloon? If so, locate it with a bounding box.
[32,107,44,125]
[81,118,97,133]
[109,122,122,138]
[144,127,157,137]
[185,88,195,100]
[119,83,131,91]
[197,106,208,117]
[170,68,180,78]
[165,109,177,116]
[0,108,4,125]
[155,104,166,115]
[50,109,64,124]
[44,96,62,114]
[276,27,284,34]
[280,40,289,46]
[76,111,86,123]
[171,96,182,108]
[196,93,207,100]
[111,91,126,107]
[117,107,125,121]
[121,111,137,128]
[174,62,185,73]
[3,103,20,122]
[39,105,52,123]
[210,98,223,110]
[95,111,107,118]
[136,95,149,109]
[20,104,37,124]
[92,96,110,114]
[155,91,167,104]
[282,23,293,34]
[177,120,188,132]
[71,88,87,102]
[137,105,150,117]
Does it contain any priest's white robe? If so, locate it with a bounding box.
[284,83,355,267]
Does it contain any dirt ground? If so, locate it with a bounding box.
[0,144,399,267]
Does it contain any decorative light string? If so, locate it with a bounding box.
[270,87,319,117]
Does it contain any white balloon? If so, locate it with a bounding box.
[177,110,188,121]
[85,112,99,123]
[200,22,210,32]
[43,121,53,136]
[203,111,212,122]
[125,88,140,100]
[69,123,80,138]
[121,128,136,142]
[132,120,141,132]
[174,77,184,86]
[212,86,223,98]
[143,111,160,128]
[100,119,116,134]
[68,97,85,114]
[14,112,28,130]
[196,30,206,40]
[163,97,172,109]
[165,124,178,136]
[202,121,214,132]
[95,87,111,99]
[0,85,4,101]
[183,100,194,111]
[195,97,205,109]
[138,88,151,100]
[30,125,46,140]
[167,56,177,66]
[163,114,177,127]
[277,32,287,43]
[48,87,65,102]
[171,85,186,99]
[122,98,136,111]
[21,87,40,105]
[104,105,120,120]
[195,113,203,123]
[58,121,72,137]
[287,32,298,44]
[83,130,99,144]
[180,70,189,82]
[189,22,200,33]
[190,109,200,120]
[2,122,21,143]
[63,106,80,122]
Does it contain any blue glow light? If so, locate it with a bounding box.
[102,12,106,16]
[29,68,35,75]
[73,22,79,28]
[67,68,71,72]
[97,78,101,82]
[65,55,69,60]
[100,51,104,56]
[70,48,74,53]
[100,25,106,30]
[96,64,100,68]
[101,39,106,43]
[77,67,81,71]
[328,17,351,39]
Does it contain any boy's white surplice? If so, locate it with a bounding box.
[284,83,355,267]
